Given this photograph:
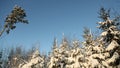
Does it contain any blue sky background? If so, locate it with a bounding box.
[0,0,120,53]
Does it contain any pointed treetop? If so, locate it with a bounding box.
[32,49,40,58]
[60,34,69,49]
[99,7,110,21]
[53,37,58,49]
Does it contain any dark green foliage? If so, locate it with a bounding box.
[4,5,28,34]
[82,27,93,46]
[98,8,120,44]
[99,7,110,21]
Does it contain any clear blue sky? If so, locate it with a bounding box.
[0,0,120,53]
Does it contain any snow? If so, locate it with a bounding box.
[101,31,108,37]
[19,49,44,68]
[106,40,119,51]
[106,52,119,65]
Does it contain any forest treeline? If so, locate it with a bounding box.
[1,6,120,68]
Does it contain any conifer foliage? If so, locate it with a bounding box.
[0,5,28,36]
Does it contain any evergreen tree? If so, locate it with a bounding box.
[82,27,93,46]
[0,5,28,37]
[97,7,120,68]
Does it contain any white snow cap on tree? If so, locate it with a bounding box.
[100,31,107,37]
[19,49,44,68]
[106,40,119,51]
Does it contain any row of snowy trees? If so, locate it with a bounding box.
[18,8,120,68]
[1,6,120,68]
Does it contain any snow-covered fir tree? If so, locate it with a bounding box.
[48,37,70,68]
[96,7,120,68]
[19,49,44,68]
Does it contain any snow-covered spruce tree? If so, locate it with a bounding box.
[78,7,120,68]
[66,40,84,68]
[19,49,44,68]
[80,27,104,68]
[58,37,70,68]
[47,38,59,68]
[82,27,95,58]
[48,37,70,68]
[96,7,120,68]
